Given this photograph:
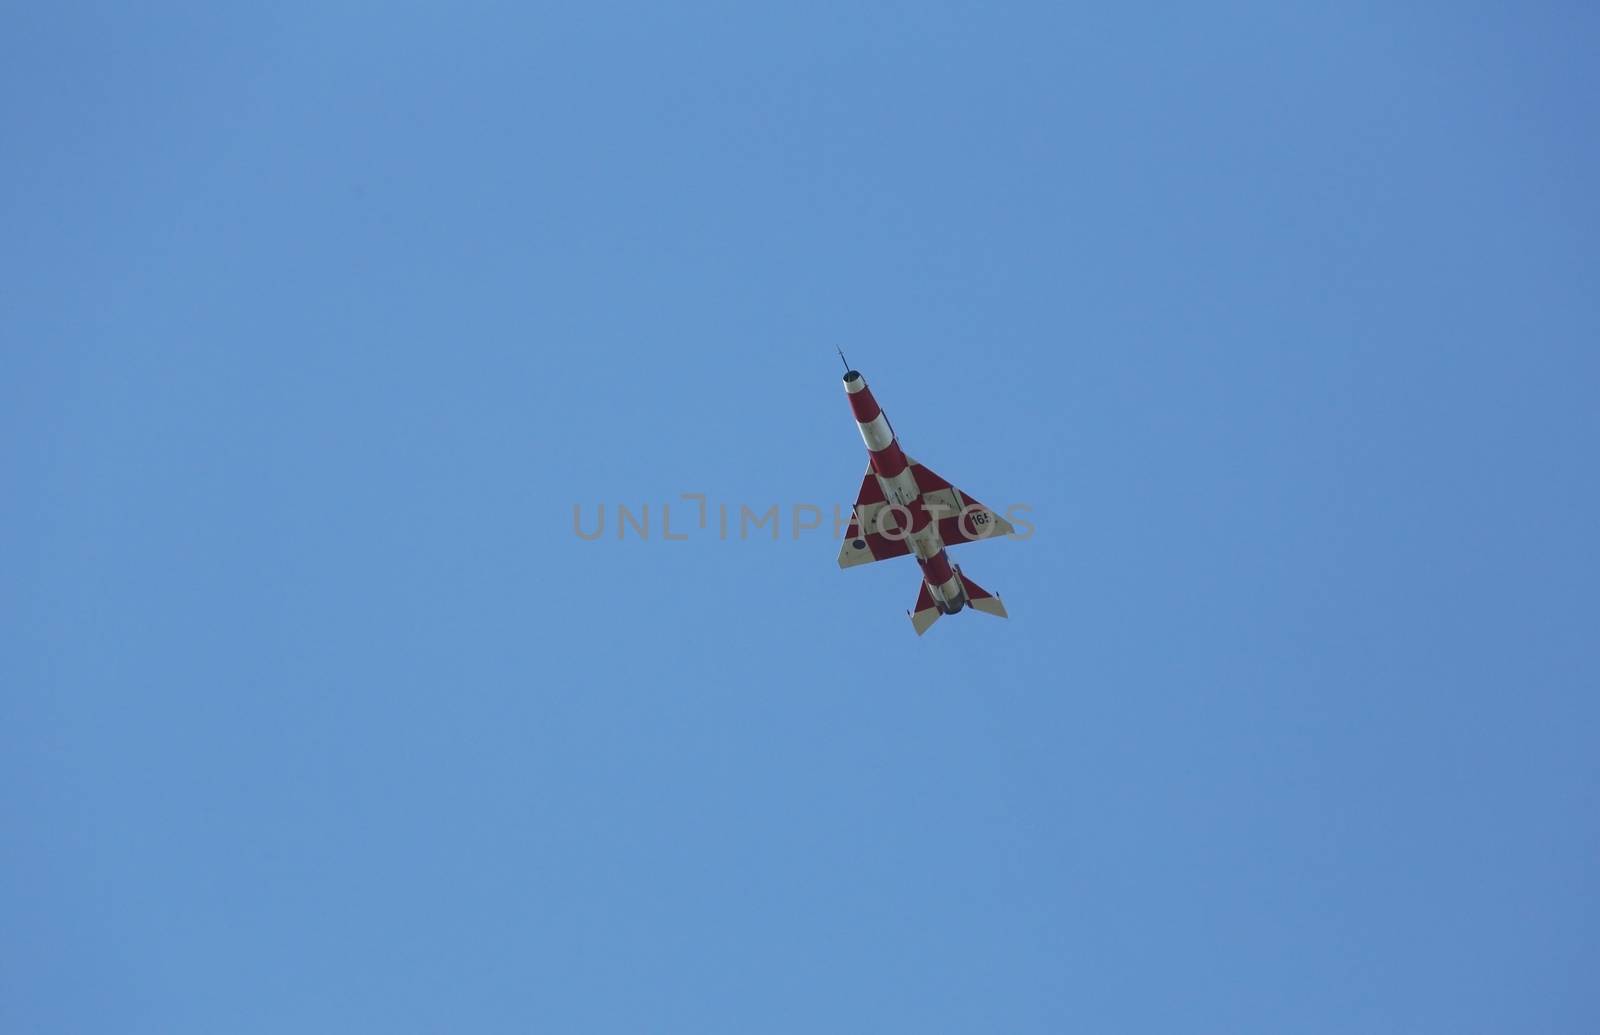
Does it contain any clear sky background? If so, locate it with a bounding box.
[4,3,1598,1032]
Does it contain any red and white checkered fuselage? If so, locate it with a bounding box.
[839,368,1012,635]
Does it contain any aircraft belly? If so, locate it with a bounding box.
[911,524,945,561]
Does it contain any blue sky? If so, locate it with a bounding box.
[4,3,1598,1032]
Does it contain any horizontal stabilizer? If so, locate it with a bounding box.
[957,568,1008,619]
[909,581,942,636]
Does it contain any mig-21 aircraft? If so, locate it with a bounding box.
[835,353,1016,635]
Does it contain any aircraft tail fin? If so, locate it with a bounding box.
[957,567,1009,619]
[908,570,1008,635]
[909,581,943,636]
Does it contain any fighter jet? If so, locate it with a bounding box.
[836,353,1015,635]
